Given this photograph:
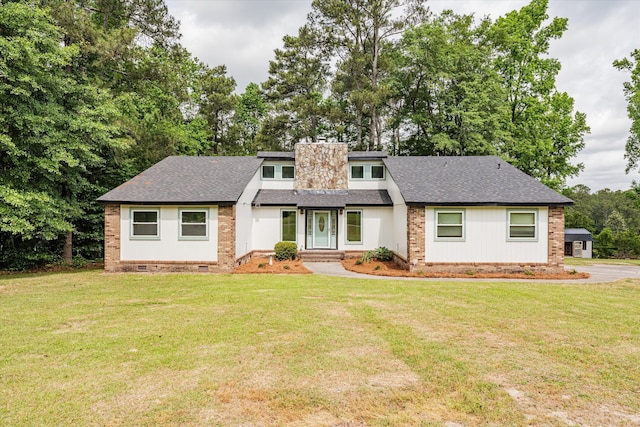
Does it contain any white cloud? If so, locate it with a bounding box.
[166,0,640,191]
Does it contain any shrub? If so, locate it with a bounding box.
[362,246,394,263]
[373,264,381,271]
[274,241,297,261]
[258,263,266,268]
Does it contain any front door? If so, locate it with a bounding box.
[313,211,330,248]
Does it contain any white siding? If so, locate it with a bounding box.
[236,170,261,257]
[120,205,218,262]
[252,207,299,250]
[386,173,407,257]
[251,207,394,251]
[341,207,394,250]
[425,207,549,263]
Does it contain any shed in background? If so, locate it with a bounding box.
[564,228,593,258]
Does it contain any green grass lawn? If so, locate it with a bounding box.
[566,257,640,266]
[1,271,639,426]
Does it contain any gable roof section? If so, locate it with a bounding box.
[253,189,392,208]
[97,156,262,204]
[383,156,572,206]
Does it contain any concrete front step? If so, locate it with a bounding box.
[299,250,345,262]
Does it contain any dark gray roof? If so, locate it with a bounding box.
[97,156,262,204]
[565,228,593,241]
[348,151,388,160]
[257,151,295,160]
[383,156,573,206]
[253,189,393,208]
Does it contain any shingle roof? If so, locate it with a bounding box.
[565,228,593,241]
[348,151,388,160]
[97,156,262,204]
[253,189,393,208]
[257,151,295,160]
[383,156,572,206]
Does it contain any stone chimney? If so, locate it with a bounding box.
[294,142,348,190]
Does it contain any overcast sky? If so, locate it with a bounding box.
[165,0,640,192]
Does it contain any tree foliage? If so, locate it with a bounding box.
[613,49,640,174]
[1,0,596,269]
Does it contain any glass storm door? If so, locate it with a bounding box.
[313,211,330,248]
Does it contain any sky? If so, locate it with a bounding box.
[165,0,640,192]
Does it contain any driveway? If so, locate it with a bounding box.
[304,262,640,284]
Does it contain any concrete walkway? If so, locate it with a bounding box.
[304,262,640,284]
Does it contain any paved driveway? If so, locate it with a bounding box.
[305,262,640,284]
[571,264,640,283]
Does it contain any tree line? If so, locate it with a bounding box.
[0,0,635,269]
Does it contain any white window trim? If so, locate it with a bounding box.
[280,209,297,242]
[130,208,160,240]
[261,165,276,180]
[349,163,385,181]
[345,209,363,244]
[261,164,295,181]
[434,209,465,241]
[179,208,209,241]
[507,209,538,241]
[281,165,295,180]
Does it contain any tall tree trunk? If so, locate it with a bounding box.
[63,231,73,263]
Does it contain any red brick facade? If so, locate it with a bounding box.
[217,205,236,270]
[104,204,121,273]
[547,206,565,270]
[406,206,425,271]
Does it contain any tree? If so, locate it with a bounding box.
[391,11,508,156]
[230,83,268,154]
[199,65,237,154]
[310,0,427,150]
[613,49,640,174]
[489,0,589,189]
[0,2,124,268]
[263,25,329,146]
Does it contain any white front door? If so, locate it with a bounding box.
[313,211,330,248]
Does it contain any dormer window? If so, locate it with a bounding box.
[282,165,295,179]
[262,165,275,179]
[350,165,364,179]
[261,164,294,180]
[350,164,385,180]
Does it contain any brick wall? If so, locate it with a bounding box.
[217,204,236,270]
[548,206,565,270]
[294,142,348,190]
[398,205,566,274]
[406,206,425,271]
[103,204,237,273]
[104,204,121,272]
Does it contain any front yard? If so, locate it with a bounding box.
[1,271,639,426]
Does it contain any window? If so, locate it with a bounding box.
[281,210,297,241]
[350,164,385,180]
[132,209,159,238]
[351,165,364,179]
[262,164,294,180]
[508,210,537,240]
[371,165,385,179]
[180,209,208,239]
[435,210,464,240]
[262,165,275,179]
[346,210,362,243]
[281,165,295,179]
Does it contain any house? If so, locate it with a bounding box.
[564,228,593,258]
[97,142,572,273]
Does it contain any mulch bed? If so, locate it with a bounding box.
[233,257,312,274]
[341,259,590,280]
